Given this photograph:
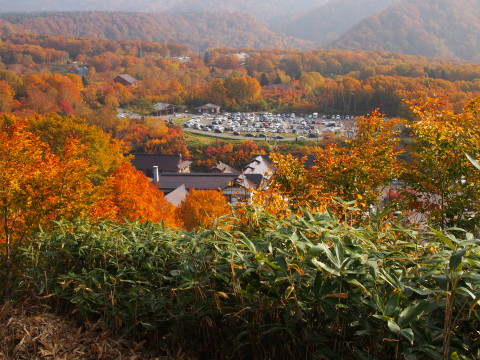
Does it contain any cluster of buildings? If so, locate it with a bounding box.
[131,153,274,206]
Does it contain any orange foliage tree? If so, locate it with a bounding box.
[0,81,16,112]
[144,126,191,158]
[106,163,179,228]
[176,189,232,231]
[0,119,102,298]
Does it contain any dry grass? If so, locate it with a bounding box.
[0,300,162,360]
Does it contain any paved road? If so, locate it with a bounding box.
[183,128,323,142]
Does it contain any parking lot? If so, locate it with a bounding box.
[182,112,357,140]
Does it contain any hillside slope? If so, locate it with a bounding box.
[332,0,480,62]
[280,0,400,46]
[0,12,313,51]
[168,0,331,22]
[0,0,330,21]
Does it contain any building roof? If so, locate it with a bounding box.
[164,184,188,207]
[244,155,274,179]
[196,103,221,110]
[157,173,240,192]
[243,173,265,187]
[153,102,178,111]
[115,74,137,84]
[130,154,191,172]
[209,161,241,174]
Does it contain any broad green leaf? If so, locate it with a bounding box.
[346,278,368,293]
[449,249,467,271]
[385,292,401,316]
[308,245,323,256]
[275,253,288,272]
[431,229,456,250]
[387,320,401,334]
[312,258,340,276]
[398,301,429,327]
[400,328,414,344]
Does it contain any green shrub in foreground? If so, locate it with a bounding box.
[20,210,480,360]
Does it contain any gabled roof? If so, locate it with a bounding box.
[196,103,221,110]
[165,184,188,207]
[157,173,240,192]
[244,155,274,178]
[209,161,240,174]
[115,74,137,84]
[153,102,178,111]
[130,154,191,172]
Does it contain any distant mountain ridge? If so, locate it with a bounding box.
[332,0,480,62]
[280,0,400,46]
[1,0,480,62]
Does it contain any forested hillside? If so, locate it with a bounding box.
[332,0,480,62]
[280,0,400,46]
[0,12,311,51]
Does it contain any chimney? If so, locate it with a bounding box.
[153,166,159,183]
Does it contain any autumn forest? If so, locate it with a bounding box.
[1,10,480,360]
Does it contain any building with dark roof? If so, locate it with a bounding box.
[244,155,274,180]
[157,173,263,205]
[130,154,191,178]
[196,103,221,114]
[114,74,137,86]
[153,102,180,116]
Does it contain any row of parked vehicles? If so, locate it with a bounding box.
[183,112,356,138]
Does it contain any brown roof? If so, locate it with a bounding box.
[209,161,240,174]
[153,102,179,111]
[196,103,221,110]
[130,154,191,173]
[164,184,188,207]
[157,173,239,193]
[114,74,137,84]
